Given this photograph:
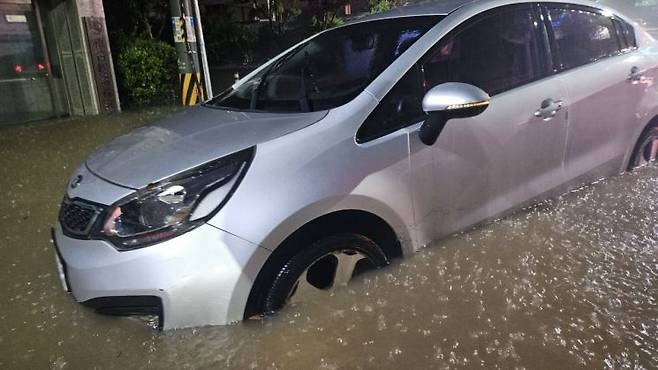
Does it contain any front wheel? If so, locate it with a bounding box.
[629,125,658,170]
[263,234,389,314]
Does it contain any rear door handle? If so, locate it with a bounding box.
[629,66,644,82]
[534,98,563,121]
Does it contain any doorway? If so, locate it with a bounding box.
[0,0,55,125]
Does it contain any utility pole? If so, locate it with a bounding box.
[192,0,213,98]
[170,0,204,105]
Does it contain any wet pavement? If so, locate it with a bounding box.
[1,109,657,369]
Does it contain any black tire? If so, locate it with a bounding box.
[629,125,658,170]
[263,233,389,314]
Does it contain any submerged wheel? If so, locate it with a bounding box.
[263,234,389,314]
[629,125,658,169]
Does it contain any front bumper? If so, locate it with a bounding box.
[52,222,271,329]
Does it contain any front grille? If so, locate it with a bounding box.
[59,198,103,236]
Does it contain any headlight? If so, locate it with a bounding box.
[99,147,254,250]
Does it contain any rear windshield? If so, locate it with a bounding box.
[206,16,443,113]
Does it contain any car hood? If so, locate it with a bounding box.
[86,106,328,189]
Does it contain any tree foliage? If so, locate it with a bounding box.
[369,0,407,13]
[309,0,346,31]
[204,12,258,65]
[104,0,171,41]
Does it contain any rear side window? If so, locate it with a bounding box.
[618,18,637,49]
[547,6,620,70]
[612,18,637,50]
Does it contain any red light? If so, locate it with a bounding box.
[37,63,45,71]
[14,64,22,73]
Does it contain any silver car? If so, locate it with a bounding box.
[53,0,658,329]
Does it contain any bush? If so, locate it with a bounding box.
[117,38,178,107]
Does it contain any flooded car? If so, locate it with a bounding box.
[53,0,658,329]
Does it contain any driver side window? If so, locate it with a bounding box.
[420,4,546,96]
[356,4,547,143]
[356,65,425,143]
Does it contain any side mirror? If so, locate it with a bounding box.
[419,82,490,146]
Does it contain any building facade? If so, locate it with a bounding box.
[0,0,119,126]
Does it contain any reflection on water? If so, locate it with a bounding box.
[1,110,657,369]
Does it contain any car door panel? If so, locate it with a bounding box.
[559,54,645,183]
[408,77,568,241]
[544,4,646,184]
[405,4,569,244]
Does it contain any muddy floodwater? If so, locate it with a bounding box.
[1,110,657,369]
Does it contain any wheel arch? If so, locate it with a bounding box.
[626,114,658,170]
[243,209,403,319]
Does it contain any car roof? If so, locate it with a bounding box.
[347,0,471,23]
[347,0,613,24]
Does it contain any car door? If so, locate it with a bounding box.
[543,3,647,183]
[404,4,570,242]
[355,4,569,247]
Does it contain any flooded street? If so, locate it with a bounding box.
[1,110,657,369]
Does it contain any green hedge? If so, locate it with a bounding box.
[117,38,178,107]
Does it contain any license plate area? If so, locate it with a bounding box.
[51,228,71,292]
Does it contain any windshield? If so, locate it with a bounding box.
[207,16,443,113]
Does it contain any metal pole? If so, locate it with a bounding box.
[170,0,204,105]
[192,0,213,98]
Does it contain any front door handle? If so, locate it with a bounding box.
[628,66,644,82]
[534,98,563,121]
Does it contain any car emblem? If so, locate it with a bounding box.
[70,174,83,189]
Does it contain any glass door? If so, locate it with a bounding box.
[0,0,55,125]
